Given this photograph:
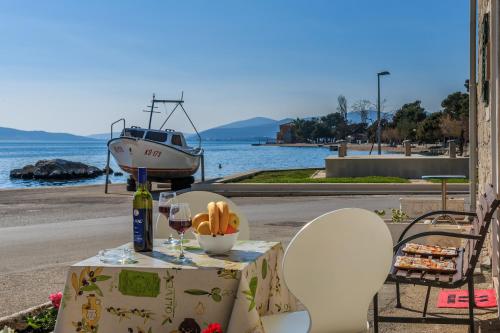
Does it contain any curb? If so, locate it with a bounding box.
[191,182,470,197]
[0,302,51,331]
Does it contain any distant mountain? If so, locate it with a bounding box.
[86,132,121,140]
[88,131,195,140]
[191,117,293,141]
[186,112,394,142]
[216,117,281,129]
[0,127,97,141]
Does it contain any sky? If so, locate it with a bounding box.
[0,0,470,135]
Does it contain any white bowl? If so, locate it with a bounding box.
[195,232,239,254]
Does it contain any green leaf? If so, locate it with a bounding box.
[81,284,99,292]
[95,275,111,281]
[248,300,256,311]
[249,276,258,296]
[90,284,103,296]
[184,289,210,296]
[162,317,172,325]
[27,318,41,329]
[211,293,222,302]
[242,290,253,297]
[261,259,268,279]
[211,287,221,295]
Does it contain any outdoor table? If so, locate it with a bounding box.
[54,239,297,333]
[421,174,467,223]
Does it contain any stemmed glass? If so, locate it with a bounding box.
[157,192,180,245]
[169,203,192,263]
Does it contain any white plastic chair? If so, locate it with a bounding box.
[261,208,393,333]
[155,190,250,240]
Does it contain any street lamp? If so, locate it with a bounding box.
[377,70,390,155]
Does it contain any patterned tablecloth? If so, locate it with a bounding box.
[54,240,297,333]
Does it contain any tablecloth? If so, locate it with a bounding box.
[54,240,298,333]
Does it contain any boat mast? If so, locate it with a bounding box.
[144,93,160,129]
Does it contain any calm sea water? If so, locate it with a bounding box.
[0,140,381,189]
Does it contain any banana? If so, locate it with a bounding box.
[207,201,219,236]
[192,213,209,230]
[216,201,229,234]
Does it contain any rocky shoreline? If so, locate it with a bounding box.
[10,159,105,180]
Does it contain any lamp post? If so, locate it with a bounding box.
[377,70,390,155]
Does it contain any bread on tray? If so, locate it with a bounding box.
[402,242,458,257]
[395,256,456,272]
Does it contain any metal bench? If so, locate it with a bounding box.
[373,184,500,333]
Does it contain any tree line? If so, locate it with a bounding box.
[291,89,469,155]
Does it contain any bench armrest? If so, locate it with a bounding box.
[397,210,476,243]
[394,231,481,253]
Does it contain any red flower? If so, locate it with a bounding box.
[202,322,222,333]
[49,292,63,309]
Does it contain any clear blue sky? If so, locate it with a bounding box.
[0,0,469,135]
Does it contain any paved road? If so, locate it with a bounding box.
[0,185,444,317]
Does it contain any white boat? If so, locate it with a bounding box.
[106,94,203,189]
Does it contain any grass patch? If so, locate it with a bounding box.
[428,178,469,183]
[231,169,410,183]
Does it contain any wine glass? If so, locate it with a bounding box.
[157,192,179,245]
[169,203,192,263]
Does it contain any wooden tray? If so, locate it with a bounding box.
[395,256,456,273]
[402,243,458,258]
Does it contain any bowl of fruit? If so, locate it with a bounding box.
[193,201,240,254]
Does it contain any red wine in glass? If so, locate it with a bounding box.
[169,218,192,234]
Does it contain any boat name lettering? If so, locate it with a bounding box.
[144,149,162,158]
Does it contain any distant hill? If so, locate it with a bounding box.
[216,117,281,129]
[191,117,293,141]
[0,127,97,141]
[86,132,121,140]
[188,113,395,141]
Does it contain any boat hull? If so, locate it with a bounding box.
[108,137,201,180]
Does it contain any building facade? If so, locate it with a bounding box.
[477,0,500,306]
[276,122,295,144]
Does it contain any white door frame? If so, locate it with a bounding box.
[492,0,500,305]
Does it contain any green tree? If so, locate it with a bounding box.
[416,112,443,143]
[441,92,469,155]
[312,122,332,142]
[392,101,427,140]
[292,118,316,142]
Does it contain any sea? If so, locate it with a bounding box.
[0,140,382,189]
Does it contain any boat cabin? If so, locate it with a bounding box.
[121,127,189,148]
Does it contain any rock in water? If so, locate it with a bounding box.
[9,164,35,179]
[102,166,114,174]
[10,159,103,180]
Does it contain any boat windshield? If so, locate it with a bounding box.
[145,131,168,143]
[123,128,145,139]
[171,134,183,146]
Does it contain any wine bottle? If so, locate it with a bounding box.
[133,167,153,252]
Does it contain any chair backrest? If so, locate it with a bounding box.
[155,191,250,240]
[466,184,500,274]
[283,208,393,333]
